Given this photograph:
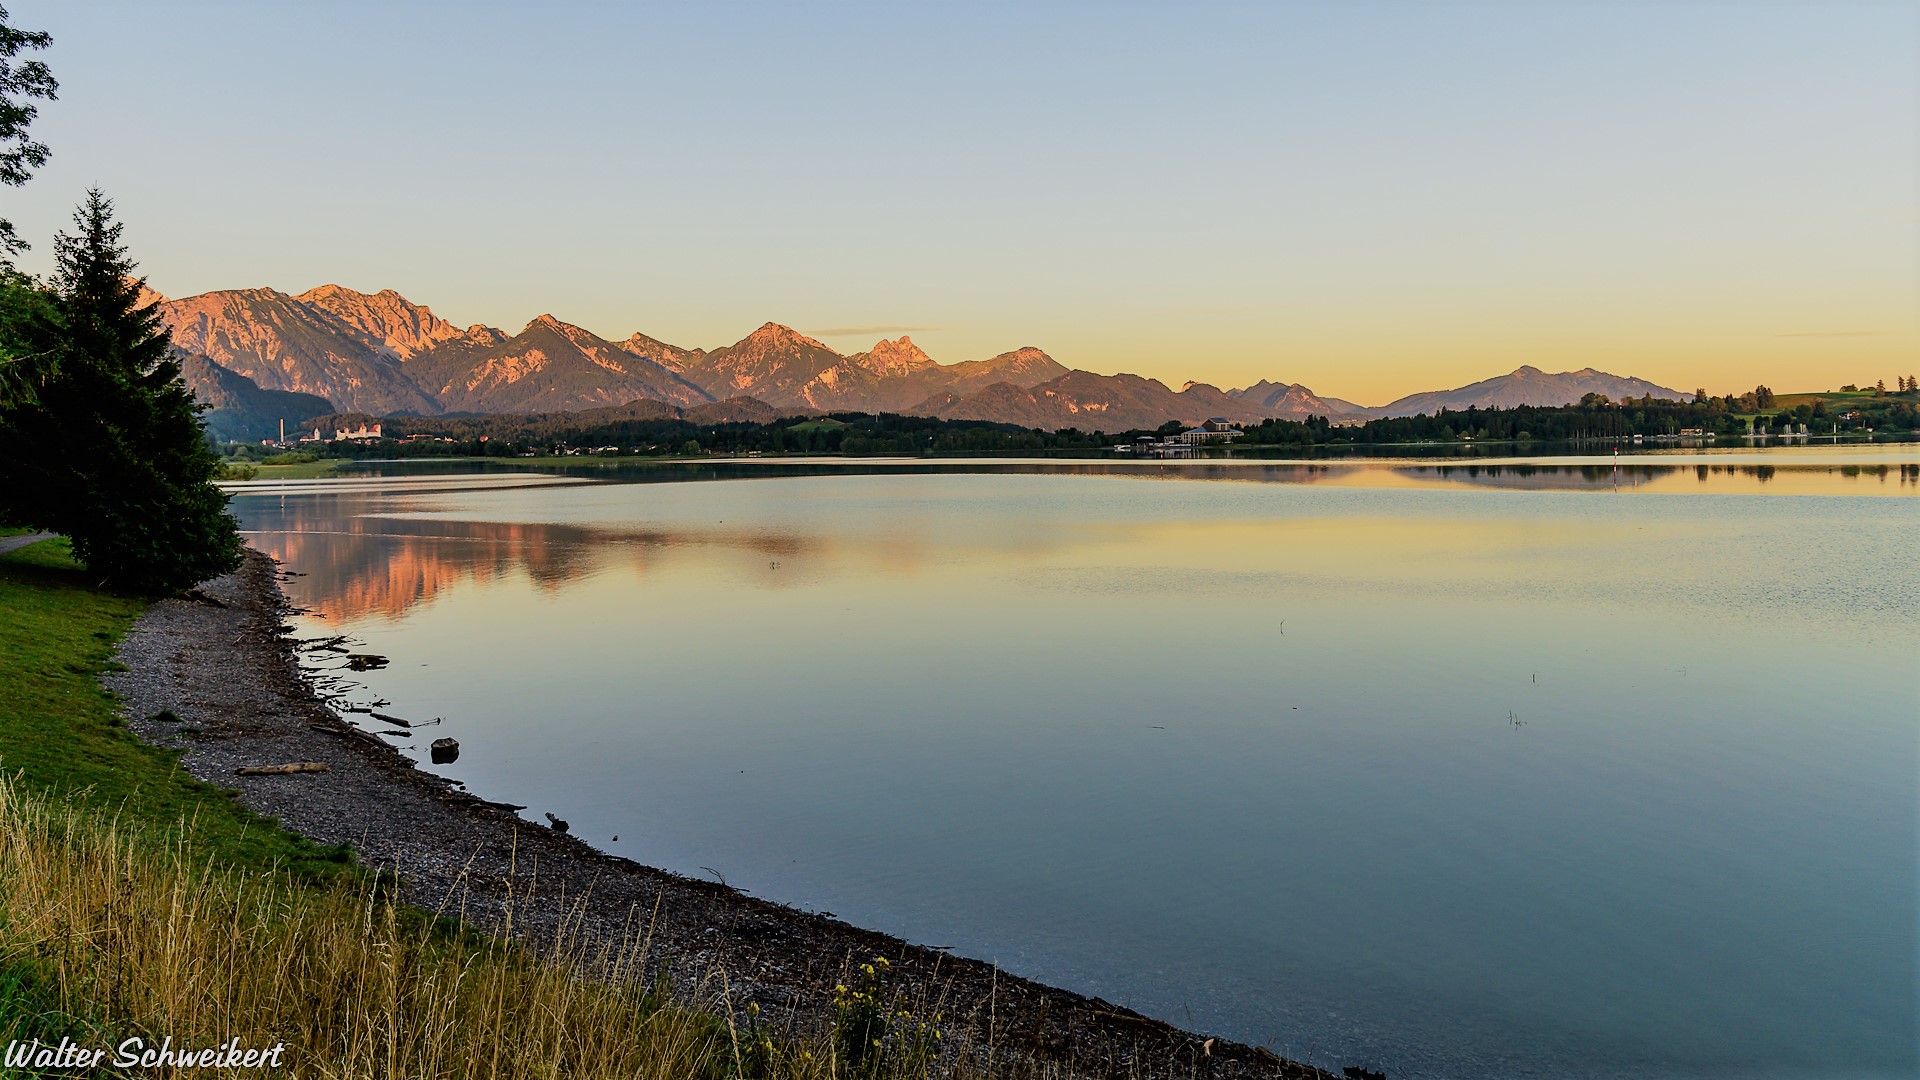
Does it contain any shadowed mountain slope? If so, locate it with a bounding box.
[178,354,334,442]
[917,371,1278,431]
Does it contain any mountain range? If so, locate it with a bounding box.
[146,284,1686,440]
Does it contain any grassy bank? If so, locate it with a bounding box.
[0,540,1019,1080]
[0,774,865,1079]
[0,539,352,880]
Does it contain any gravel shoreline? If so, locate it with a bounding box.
[106,548,1342,1080]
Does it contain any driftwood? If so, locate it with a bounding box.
[234,762,331,776]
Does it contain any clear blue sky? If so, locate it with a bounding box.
[7,1,1914,402]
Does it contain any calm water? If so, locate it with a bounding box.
[231,450,1919,1080]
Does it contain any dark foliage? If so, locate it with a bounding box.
[300,407,1117,458]
[0,190,242,592]
[0,4,56,258]
[292,383,1920,463]
[0,264,56,407]
[1237,390,1917,446]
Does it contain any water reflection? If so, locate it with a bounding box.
[266,453,1920,499]
[234,454,1919,626]
[226,461,1919,1080]
[250,493,824,622]
[1397,460,1920,494]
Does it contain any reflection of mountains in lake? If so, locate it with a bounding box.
[242,459,1917,621]
[247,503,818,622]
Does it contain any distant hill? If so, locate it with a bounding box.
[177,354,333,442]
[1373,366,1686,417]
[1227,380,1370,421]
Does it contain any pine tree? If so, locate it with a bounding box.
[0,190,241,591]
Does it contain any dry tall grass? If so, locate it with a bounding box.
[0,776,1036,1080]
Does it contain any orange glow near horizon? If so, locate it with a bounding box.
[8,2,1912,407]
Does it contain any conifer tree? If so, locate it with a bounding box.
[0,190,241,591]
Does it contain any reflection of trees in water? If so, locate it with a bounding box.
[1838,464,1906,483]
[1417,464,1687,491]
[1411,461,1918,492]
[243,496,817,623]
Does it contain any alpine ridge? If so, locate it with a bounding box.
[147,283,1686,431]
[293,285,473,359]
[403,314,711,413]
[157,287,440,416]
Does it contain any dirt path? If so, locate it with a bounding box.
[0,531,56,557]
[105,549,1343,1080]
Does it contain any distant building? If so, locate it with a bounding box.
[334,423,383,442]
[1168,418,1244,446]
[1113,433,1196,458]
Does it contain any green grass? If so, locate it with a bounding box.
[787,418,849,433]
[244,457,344,479]
[1772,389,1917,410]
[0,538,353,882]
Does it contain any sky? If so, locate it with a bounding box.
[4,1,1914,405]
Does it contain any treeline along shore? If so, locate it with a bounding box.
[251,385,1920,465]
[0,532,1349,1080]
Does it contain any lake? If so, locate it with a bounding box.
[229,448,1919,1080]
